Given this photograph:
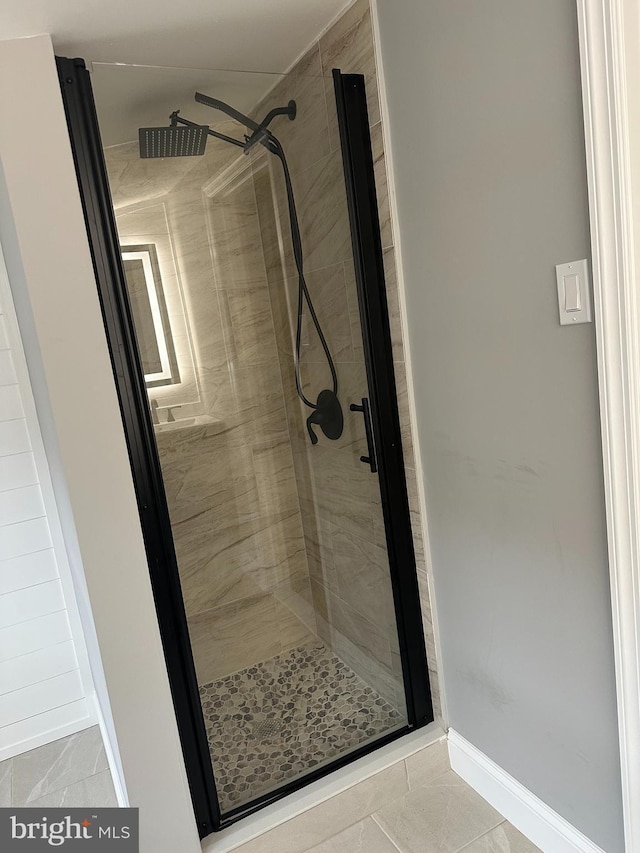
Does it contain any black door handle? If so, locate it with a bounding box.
[349,397,378,473]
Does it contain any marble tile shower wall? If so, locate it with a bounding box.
[250,0,440,715]
[106,129,317,685]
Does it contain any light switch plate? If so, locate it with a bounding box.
[556,259,592,326]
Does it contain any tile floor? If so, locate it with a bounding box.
[232,739,542,853]
[201,641,405,812]
[0,726,117,808]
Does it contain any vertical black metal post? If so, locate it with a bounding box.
[333,70,433,727]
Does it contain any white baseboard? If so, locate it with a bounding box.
[448,730,605,853]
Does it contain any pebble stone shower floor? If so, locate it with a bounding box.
[199,641,405,812]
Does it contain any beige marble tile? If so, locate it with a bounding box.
[24,771,117,809]
[297,150,353,273]
[298,264,353,365]
[370,121,393,249]
[459,824,541,853]
[310,444,376,540]
[178,508,310,618]
[320,0,381,146]
[405,740,450,790]
[161,440,257,526]
[312,581,393,673]
[267,275,297,363]
[188,593,281,683]
[223,285,279,367]
[258,509,309,587]
[116,203,168,239]
[251,437,300,519]
[390,649,406,711]
[327,630,402,710]
[253,43,331,176]
[394,361,415,464]
[235,760,408,853]
[420,604,442,721]
[344,258,366,364]
[203,120,245,180]
[12,727,108,806]
[233,362,290,444]
[179,544,264,616]
[298,497,339,593]
[277,356,308,443]
[253,156,296,286]
[295,40,324,78]
[275,573,316,631]
[162,422,305,601]
[199,365,238,424]
[331,525,395,631]
[382,245,405,363]
[308,817,399,853]
[105,141,199,209]
[0,759,11,807]
[404,473,424,563]
[207,189,269,289]
[330,362,370,452]
[277,606,316,652]
[373,770,504,853]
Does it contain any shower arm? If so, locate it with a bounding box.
[169,110,245,149]
[193,92,296,154]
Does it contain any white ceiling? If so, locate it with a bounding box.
[0,0,347,71]
[1,0,349,145]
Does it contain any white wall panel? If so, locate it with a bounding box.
[0,670,84,728]
[0,315,8,351]
[0,236,96,758]
[0,611,71,664]
[0,349,16,386]
[0,699,90,757]
[0,640,77,694]
[0,483,45,526]
[0,384,24,421]
[0,420,31,457]
[0,452,38,493]
[0,516,51,562]
[0,579,64,629]
[0,549,59,596]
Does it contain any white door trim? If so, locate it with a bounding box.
[576,0,640,850]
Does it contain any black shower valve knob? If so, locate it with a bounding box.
[306,390,344,445]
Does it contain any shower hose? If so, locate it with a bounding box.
[263,133,339,409]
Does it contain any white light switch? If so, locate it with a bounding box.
[556,260,591,325]
[564,274,581,312]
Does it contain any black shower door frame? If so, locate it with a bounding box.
[56,57,432,838]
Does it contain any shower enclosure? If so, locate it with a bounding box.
[57,43,432,836]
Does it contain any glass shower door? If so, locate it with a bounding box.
[59,52,430,834]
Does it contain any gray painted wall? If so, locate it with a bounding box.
[374,1,623,850]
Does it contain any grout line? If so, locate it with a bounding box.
[454,820,508,853]
[21,767,115,809]
[371,812,404,852]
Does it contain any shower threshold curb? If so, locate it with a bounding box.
[201,722,445,853]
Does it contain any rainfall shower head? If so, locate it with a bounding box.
[138,119,209,159]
